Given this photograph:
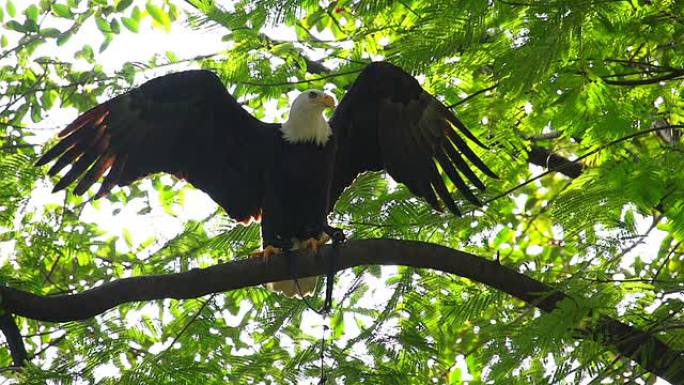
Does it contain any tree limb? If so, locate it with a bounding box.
[527,146,584,178]
[0,239,681,382]
[0,313,26,367]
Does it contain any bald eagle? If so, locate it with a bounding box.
[36,62,497,297]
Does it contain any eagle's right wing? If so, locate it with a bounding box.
[36,70,276,222]
[329,62,497,216]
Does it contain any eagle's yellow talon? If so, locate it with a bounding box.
[251,245,282,258]
[300,237,320,254]
[264,245,282,257]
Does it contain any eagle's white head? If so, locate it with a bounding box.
[281,90,336,146]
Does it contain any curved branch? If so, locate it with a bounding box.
[0,239,682,383]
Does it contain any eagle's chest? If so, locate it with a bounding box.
[271,135,335,185]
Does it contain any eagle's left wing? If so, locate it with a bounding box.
[329,62,497,216]
[35,70,277,222]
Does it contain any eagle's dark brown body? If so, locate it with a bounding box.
[262,133,336,249]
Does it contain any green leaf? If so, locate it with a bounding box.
[131,5,141,21]
[25,4,39,23]
[40,27,61,38]
[122,228,133,248]
[75,44,94,62]
[52,3,72,18]
[6,0,15,18]
[40,89,58,109]
[165,50,177,62]
[109,18,120,34]
[56,30,72,45]
[99,33,113,52]
[95,15,110,33]
[5,20,25,32]
[121,16,138,32]
[23,19,38,32]
[116,0,133,12]
[30,103,42,123]
[38,0,51,12]
[331,312,344,339]
[145,3,170,31]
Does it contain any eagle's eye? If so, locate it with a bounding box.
[308,91,317,99]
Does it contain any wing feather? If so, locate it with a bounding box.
[441,142,486,191]
[96,154,127,199]
[329,62,496,216]
[37,70,275,221]
[74,152,115,195]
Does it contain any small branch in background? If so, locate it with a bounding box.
[603,58,677,72]
[448,83,498,108]
[653,119,681,144]
[28,333,66,361]
[602,68,684,86]
[528,131,562,141]
[527,146,584,178]
[486,124,684,204]
[301,57,331,75]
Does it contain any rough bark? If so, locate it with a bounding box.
[0,239,681,382]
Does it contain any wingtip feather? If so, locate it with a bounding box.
[59,105,108,137]
[35,155,51,168]
[52,178,71,193]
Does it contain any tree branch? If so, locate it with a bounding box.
[0,313,26,367]
[602,69,684,86]
[447,84,498,108]
[486,124,684,205]
[0,239,681,382]
[527,146,584,178]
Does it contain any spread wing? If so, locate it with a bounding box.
[329,62,497,216]
[36,70,276,222]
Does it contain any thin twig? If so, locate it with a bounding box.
[602,69,684,86]
[448,84,498,108]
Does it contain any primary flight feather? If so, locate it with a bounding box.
[36,61,497,296]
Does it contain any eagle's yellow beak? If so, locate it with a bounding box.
[323,93,336,108]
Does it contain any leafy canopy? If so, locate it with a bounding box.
[0,0,682,384]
